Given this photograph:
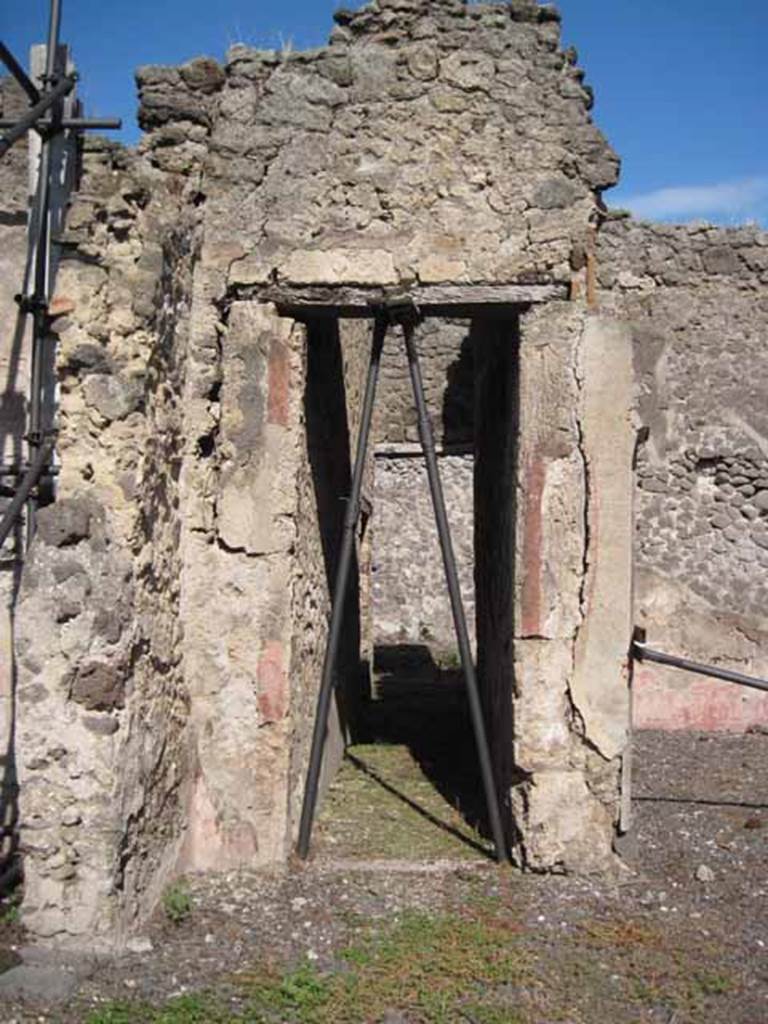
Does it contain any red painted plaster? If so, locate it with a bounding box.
[257,641,288,723]
[267,339,290,427]
[634,665,768,732]
[520,457,545,637]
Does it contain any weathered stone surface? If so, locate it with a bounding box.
[280,250,398,287]
[373,450,475,653]
[179,57,225,94]
[571,316,635,762]
[599,217,768,731]
[83,374,143,422]
[69,661,125,710]
[35,499,92,548]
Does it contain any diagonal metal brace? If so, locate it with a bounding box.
[0,42,41,104]
[633,629,768,694]
[0,72,76,159]
[0,438,55,550]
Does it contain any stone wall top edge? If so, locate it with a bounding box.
[137,0,568,95]
[603,211,768,246]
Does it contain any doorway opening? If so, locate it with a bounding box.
[298,307,522,862]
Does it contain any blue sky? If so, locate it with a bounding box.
[2,0,767,225]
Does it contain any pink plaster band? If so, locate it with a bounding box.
[634,666,768,733]
[267,339,290,427]
[257,640,288,723]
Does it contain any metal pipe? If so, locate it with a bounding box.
[23,2,63,546]
[0,73,75,158]
[402,318,509,863]
[0,464,58,477]
[297,316,388,859]
[0,439,54,550]
[0,117,122,130]
[634,642,768,694]
[44,0,63,83]
[25,124,55,547]
[0,43,40,104]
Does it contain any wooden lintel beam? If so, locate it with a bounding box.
[250,282,567,318]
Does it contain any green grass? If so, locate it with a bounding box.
[316,743,492,861]
[0,903,19,926]
[162,880,193,925]
[85,910,529,1024]
[81,900,739,1024]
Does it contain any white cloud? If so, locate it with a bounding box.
[614,177,768,224]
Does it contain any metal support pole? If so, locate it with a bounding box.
[0,439,54,550]
[0,43,40,104]
[297,316,387,859]
[26,138,54,547]
[0,0,120,554]
[634,640,768,694]
[0,118,122,131]
[402,316,509,863]
[44,0,63,83]
[22,0,63,546]
[0,73,75,159]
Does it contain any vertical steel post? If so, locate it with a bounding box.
[402,319,509,863]
[297,315,387,859]
[25,0,63,547]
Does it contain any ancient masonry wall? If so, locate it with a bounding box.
[9,63,217,941]
[5,0,635,943]
[598,216,768,732]
[372,318,475,656]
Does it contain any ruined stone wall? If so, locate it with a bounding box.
[8,0,633,943]
[173,0,624,883]
[375,319,474,446]
[509,305,634,870]
[219,0,615,298]
[371,318,475,659]
[11,56,219,940]
[599,216,768,732]
[373,448,475,655]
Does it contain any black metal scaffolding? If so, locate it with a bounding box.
[0,0,120,552]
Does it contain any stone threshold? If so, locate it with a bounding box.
[375,443,474,459]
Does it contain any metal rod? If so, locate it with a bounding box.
[44,0,63,83]
[0,439,54,550]
[402,317,509,863]
[0,43,40,104]
[634,642,768,694]
[25,127,54,547]
[0,464,59,477]
[0,73,75,158]
[23,1,63,546]
[0,117,122,130]
[297,316,388,859]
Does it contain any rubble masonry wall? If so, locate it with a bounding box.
[599,216,768,731]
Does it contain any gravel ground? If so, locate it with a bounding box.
[0,729,765,1023]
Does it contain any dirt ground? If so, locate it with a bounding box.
[0,728,766,1023]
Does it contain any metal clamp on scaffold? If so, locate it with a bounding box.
[378,292,422,327]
